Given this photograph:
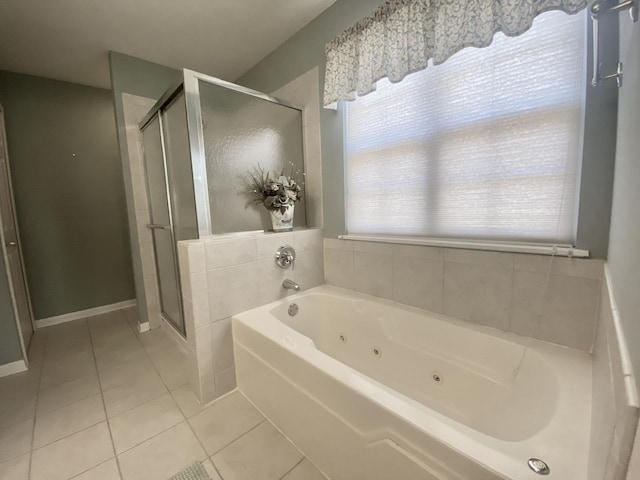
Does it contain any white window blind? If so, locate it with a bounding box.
[345,10,586,244]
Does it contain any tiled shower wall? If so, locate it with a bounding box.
[324,238,604,351]
[179,228,324,404]
[589,269,639,480]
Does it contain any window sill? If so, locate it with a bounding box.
[338,234,589,258]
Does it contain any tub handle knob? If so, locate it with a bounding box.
[275,245,296,269]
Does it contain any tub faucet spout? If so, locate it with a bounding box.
[283,279,300,291]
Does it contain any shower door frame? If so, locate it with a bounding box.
[140,101,187,335]
[140,69,306,238]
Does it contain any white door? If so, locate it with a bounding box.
[0,104,34,354]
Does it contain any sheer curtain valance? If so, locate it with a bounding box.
[323,0,587,106]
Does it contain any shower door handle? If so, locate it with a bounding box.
[146,224,172,230]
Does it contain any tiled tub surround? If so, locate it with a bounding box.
[178,228,324,404]
[589,267,639,480]
[234,286,592,480]
[324,238,603,351]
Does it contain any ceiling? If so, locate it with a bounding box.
[0,0,337,89]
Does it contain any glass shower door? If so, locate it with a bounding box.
[142,116,184,333]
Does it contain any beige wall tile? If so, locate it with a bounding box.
[294,250,324,290]
[293,228,322,253]
[31,422,113,480]
[591,285,614,437]
[256,232,294,260]
[510,271,599,350]
[353,241,393,255]
[186,242,206,273]
[354,251,393,299]
[205,237,257,269]
[207,264,259,322]
[215,367,237,397]
[392,244,443,260]
[257,259,291,306]
[392,256,443,313]
[443,262,512,331]
[324,248,354,290]
[194,325,214,392]
[444,248,514,268]
[211,319,234,373]
[323,238,353,250]
[514,254,603,279]
[189,272,210,328]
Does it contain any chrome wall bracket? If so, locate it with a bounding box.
[591,0,638,88]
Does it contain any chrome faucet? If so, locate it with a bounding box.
[282,279,300,291]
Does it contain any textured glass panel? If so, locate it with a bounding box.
[346,10,586,243]
[153,229,182,330]
[163,93,198,242]
[199,81,306,234]
[142,118,170,225]
[142,116,183,332]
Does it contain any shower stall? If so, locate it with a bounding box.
[139,70,307,334]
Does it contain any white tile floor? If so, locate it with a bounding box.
[0,307,326,480]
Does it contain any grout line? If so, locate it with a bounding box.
[87,315,125,480]
[208,418,267,457]
[29,419,109,453]
[27,323,50,480]
[35,380,101,418]
[278,456,305,480]
[129,313,226,478]
[67,456,117,479]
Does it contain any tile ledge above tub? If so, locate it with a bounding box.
[338,234,589,258]
[184,226,322,243]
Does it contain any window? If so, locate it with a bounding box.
[345,10,586,244]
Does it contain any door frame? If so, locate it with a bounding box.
[0,104,35,363]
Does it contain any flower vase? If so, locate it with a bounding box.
[270,204,295,232]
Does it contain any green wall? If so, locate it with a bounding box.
[238,0,617,258]
[0,70,135,320]
[0,254,23,364]
[109,52,181,326]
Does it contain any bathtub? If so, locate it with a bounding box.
[232,285,591,480]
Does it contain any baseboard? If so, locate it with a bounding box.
[35,299,137,328]
[0,359,27,377]
[138,322,150,333]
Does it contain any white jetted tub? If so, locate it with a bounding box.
[232,285,591,480]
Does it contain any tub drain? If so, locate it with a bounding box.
[527,458,550,475]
